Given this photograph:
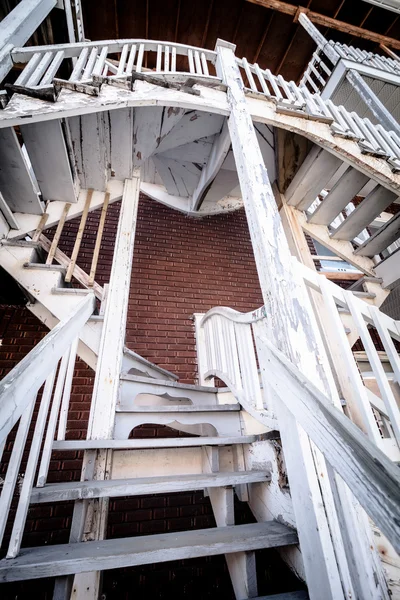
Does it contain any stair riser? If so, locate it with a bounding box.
[114,411,242,439]
[119,379,219,407]
[111,446,239,480]
[122,354,177,382]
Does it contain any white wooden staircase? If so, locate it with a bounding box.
[0,34,399,600]
[0,298,305,600]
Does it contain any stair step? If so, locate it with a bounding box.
[23,262,66,272]
[31,470,270,503]
[1,239,39,247]
[123,347,178,382]
[51,287,93,295]
[116,404,240,412]
[53,435,261,450]
[352,290,376,299]
[120,373,221,393]
[0,521,298,582]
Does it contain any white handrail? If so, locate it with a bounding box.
[198,263,400,462]
[11,39,218,62]
[256,332,400,554]
[0,293,95,556]
[0,293,95,446]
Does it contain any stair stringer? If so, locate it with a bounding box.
[0,244,101,369]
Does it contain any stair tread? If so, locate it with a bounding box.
[53,435,261,450]
[31,470,270,503]
[52,287,92,295]
[123,347,179,381]
[24,262,66,272]
[116,404,240,412]
[0,521,298,582]
[120,373,223,393]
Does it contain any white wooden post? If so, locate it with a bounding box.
[214,39,386,600]
[71,173,141,600]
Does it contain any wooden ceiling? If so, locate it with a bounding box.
[81,0,400,82]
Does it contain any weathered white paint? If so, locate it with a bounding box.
[0,0,57,81]
[6,179,123,240]
[0,521,298,582]
[256,333,400,554]
[215,38,388,600]
[0,293,95,446]
[0,127,43,215]
[20,120,77,203]
[191,119,230,210]
[72,174,140,599]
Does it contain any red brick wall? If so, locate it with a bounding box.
[1,197,304,598]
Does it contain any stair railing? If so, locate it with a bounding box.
[195,306,276,427]
[0,293,95,557]
[197,263,400,462]
[9,40,219,91]
[299,261,400,462]
[236,55,400,172]
[300,40,400,94]
[196,265,400,555]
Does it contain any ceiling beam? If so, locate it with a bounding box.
[201,0,214,48]
[246,0,400,50]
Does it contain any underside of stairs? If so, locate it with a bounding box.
[0,19,399,600]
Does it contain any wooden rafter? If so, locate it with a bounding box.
[253,12,274,64]
[246,0,400,50]
[174,0,181,42]
[201,0,214,48]
[275,0,312,74]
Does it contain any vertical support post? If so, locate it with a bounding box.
[70,174,140,600]
[215,38,387,600]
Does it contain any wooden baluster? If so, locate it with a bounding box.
[37,349,71,487]
[171,46,177,71]
[14,53,43,86]
[242,57,257,91]
[89,192,110,286]
[126,44,137,74]
[117,44,129,76]
[46,203,71,265]
[347,292,400,447]
[26,51,54,87]
[188,49,195,74]
[156,44,162,71]
[82,47,98,80]
[57,338,79,441]
[0,397,36,547]
[136,44,145,73]
[65,189,93,283]
[194,50,202,75]
[69,47,90,82]
[92,46,108,77]
[40,50,65,87]
[201,52,209,76]
[164,45,170,72]
[7,370,57,558]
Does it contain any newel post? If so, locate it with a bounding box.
[214,39,386,600]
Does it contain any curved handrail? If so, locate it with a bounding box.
[11,39,218,62]
[201,304,267,326]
